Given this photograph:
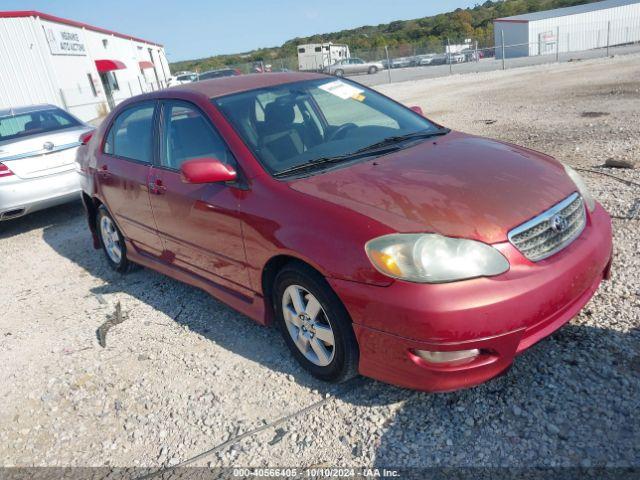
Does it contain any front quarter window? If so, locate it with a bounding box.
[214,78,441,176]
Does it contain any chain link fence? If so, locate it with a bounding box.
[203,16,639,85]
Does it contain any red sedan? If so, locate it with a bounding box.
[77,73,613,392]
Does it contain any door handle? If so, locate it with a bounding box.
[148,178,166,195]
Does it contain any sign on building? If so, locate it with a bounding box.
[43,24,86,56]
[538,31,557,55]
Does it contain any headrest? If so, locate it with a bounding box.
[264,100,295,126]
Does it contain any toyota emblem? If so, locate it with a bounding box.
[550,214,569,233]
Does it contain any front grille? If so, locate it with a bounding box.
[508,192,586,262]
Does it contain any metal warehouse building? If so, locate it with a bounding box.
[494,0,640,58]
[0,10,170,122]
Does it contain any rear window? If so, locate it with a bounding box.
[0,108,80,142]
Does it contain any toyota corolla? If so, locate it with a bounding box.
[77,73,612,392]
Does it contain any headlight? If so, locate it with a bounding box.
[365,234,510,283]
[563,164,595,212]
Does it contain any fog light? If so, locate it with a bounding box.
[415,348,480,364]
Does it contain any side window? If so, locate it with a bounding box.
[161,101,234,170]
[103,103,155,163]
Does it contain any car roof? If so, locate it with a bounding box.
[0,104,60,117]
[169,72,328,99]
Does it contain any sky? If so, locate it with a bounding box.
[1,1,477,61]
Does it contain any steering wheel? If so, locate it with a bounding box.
[326,123,357,141]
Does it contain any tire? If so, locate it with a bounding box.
[367,66,378,74]
[273,263,359,383]
[96,205,136,273]
[334,69,344,77]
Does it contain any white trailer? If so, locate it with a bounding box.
[297,43,350,71]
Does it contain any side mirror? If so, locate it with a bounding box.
[410,106,424,116]
[180,157,237,184]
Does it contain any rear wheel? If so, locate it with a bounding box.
[274,264,358,382]
[368,66,378,74]
[97,206,135,273]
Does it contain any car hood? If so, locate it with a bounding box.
[288,131,577,244]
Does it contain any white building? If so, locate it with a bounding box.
[297,43,350,71]
[494,0,640,58]
[0,10,171,122]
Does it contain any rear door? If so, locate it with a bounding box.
[149,100,249,288]
[96,101,163,256]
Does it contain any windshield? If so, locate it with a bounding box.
[0,108,81,143]
[214,78,443,176]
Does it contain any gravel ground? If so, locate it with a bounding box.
[0,53,638,471]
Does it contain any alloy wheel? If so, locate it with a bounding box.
[100,215,122,264]
[281,284,335,367]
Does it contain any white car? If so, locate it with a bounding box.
[323,58,384,76]
[0,104,92,221]
[167,72,197,87]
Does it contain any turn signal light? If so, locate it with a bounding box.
[0,163,14,178]
[414,348,480,364]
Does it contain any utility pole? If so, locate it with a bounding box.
[606,21,611,56]
[447,38,452,74]
[501,30,505,70]
[384,45,391,83]
[556,26,560,62]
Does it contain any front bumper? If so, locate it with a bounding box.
[0,170,81,220]
[329,203,613,392]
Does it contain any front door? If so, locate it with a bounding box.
[97,101,163,256]
[149,100,249,289]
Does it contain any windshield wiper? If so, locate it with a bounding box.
[352,128,450,154]
[273,145,400,178]
[272,128,450,178]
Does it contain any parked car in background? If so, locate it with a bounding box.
[429,54,449,65]
[77,73,612,392]
[461,49,480,62]
[252,62,272,73]
[323,58,383,76]
[389,57,415,69]
[415,54,435,66]
[0,104,92,221]
[167,72,197,87]
[447,52,466,63]
[197,68,241,81]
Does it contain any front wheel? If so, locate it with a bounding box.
[334,69,344,77]
[274,264,359,382]
[368,66,378,74]
[97,205,136,273]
